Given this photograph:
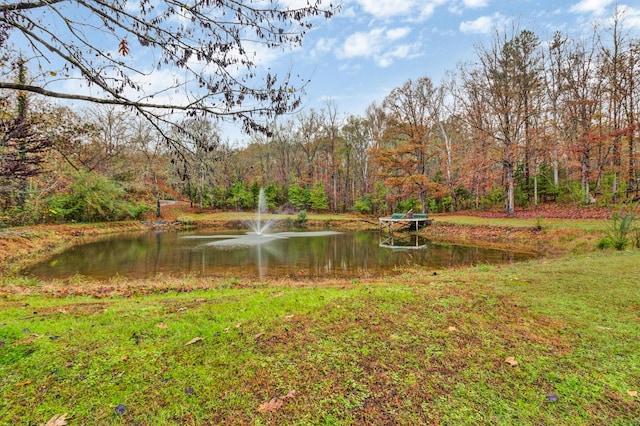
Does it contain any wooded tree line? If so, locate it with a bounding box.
[232,18,640,217]
[2,15,640,224]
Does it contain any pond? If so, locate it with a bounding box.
[22,229,535,280]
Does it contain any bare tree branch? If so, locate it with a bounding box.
[0,0,338,146]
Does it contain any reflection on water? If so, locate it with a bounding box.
[22,230,535,280]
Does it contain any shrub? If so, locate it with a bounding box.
[351,196,373,215]
[295,210,308,227]
[288,184,309,210]
[309,182,328,211]
[46,170,148,222]
[597,207,637,250]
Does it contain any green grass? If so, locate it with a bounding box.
[1,249,639,424]
[435,214,608,231]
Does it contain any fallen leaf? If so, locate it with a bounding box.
[505,356,519,367]
[12,334,39,345]
[185,337,204,346]
[257,397,284,413]
[282,389,297,399]
[224,327,230,332]
[236,322,242,328]
[45,413,68,426]
[283,315,294,319]
[157,323,169,329]
[627,390,638,397]
[254,332,265,340]
[447,326,457,332]
[14,379,32,387]
[257,390,296,413]
[121,355,128,361]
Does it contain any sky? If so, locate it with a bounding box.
[8,0,640,144]
[255,0,640,141]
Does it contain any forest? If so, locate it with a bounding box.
[2,16,640,226]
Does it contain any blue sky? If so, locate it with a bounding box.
[265,0,640,134]
[9,0,639,144]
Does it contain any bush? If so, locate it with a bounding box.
[597,207,637,250]
[309,182,328,211]
[288,184,309,210]
[295,210,308,227]
[47,170,148,222]
[351,196,373,214]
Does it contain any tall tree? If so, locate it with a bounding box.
[0,0,337,147]
[622,39,640,195]
[375,77,442,213]
[461,28,543,216]
[341,114,373,206]
[558,29,605,203]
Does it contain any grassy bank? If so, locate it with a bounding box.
[1,215,638,424]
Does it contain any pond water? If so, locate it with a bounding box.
[22,230,534,280]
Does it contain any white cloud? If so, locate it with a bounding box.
[463,0,489,8]
[569,0,613,15]
[338,27,418,67]
[311,37,338,59]
[459,13,508,34]
[386,27,412,41]
[614,5,640,29]
[351,0,446,21]
[340,29,385,59]
[354,0,415,18]
[377,44,414,67]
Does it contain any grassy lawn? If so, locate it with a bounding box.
[433,214,608,231]
[1,216,639,424]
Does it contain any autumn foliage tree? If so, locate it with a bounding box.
[372,77,444,213]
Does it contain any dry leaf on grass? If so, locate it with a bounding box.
[12,335,39,345]
[185,337,204,346]
[505,356,519,367]
[627,390,638,397]
[45,413,68,426]
[14,379,32,387]
[257,390,297,413]
[157,323,169,329]
[447,326,457,332]
[254,332,265,340]
[257,397,283,413]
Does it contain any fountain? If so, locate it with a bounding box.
[183,188,340,248]
[248,188,271,236]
